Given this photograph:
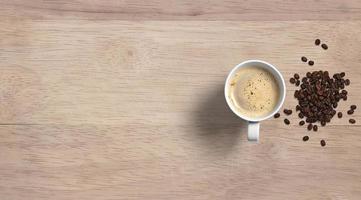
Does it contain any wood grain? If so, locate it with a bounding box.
[1,20,361,199]
[1,0,361,20]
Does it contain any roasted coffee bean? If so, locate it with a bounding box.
[299,120,305,126]
[323,70,329,77]
[333,102,338,108]
[341,90,348,95]
[340,72,345,77]
[294,90,300,98]
[296,105,301,111]
[321,121,326,126]
[331,110,336,116]
[298,112,304,118]
[303,136,309,141]
[321,43,328,50]
[301,56,308,62]
[315,39,321,46]
[313,125,318,131]
[349,119,356,124]
[337,112,342,118]
[347,110,354,115]
[345,79,350,86]
[351,105,357,110]
[290,78,296,84]
[306,72,311,78]
[294,73,300,80]
[343,96,347,101]
[284,119,290,125]
[274,113,280,118]
[320,140,326,147]
[295,80,300,86]
[284,109,292,115]
[308,60,314,66]
[307,123,313,130]
[302,77,307,83]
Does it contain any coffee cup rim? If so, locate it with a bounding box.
[224,59,286,122]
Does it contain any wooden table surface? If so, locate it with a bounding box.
[1,1,361,199]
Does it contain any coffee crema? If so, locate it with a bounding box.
[228,66,280,118]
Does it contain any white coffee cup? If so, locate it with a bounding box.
[224,60,286,142]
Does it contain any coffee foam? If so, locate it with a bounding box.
[228,66,280,118]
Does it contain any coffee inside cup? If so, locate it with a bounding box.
[228,66,280,118]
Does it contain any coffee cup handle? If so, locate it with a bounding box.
[248,121,259,142]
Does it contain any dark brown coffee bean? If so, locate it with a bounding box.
[301,56,308,62]
[320,140,326,147]
[296,105,301,111]
[311,118,317,123]
[337,112,342,118]
[351,105,357,110]
[294,90,300,98]
[295,80,300,86]
[313,125,318,132]
[306,72,311,78]
[307,123,313,131]
[284,109,292,115]
[323,70,329,77]
[274,113,280,118]
[303,136,309,141]
[302,77,307,83]
[331,110,336,116]
[315,39,321,46]
[333,102,338,108]
[349,119,356,124]
[340,72,345,77]
[321,43,328,50]
[294,73,300,80]
[308,60,314,66]
[345,79,350,86]
[321,121,326,126]
[284,119,290,125]
[347,110,354,115]
[342,95,347,101]
[299,120,305,126]
[290,78,296,84]
[298,112,304,118]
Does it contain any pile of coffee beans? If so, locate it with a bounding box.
[293,70,349,127]
[273,38,357,147]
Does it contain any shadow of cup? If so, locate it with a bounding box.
[190,85,247,158]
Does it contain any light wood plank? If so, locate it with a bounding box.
[1,0,361,20]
